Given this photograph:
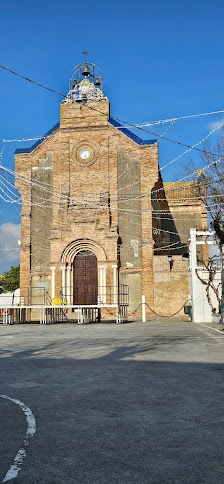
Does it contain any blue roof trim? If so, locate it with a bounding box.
[14,122,60,154]
[108,117,157,145]
[14,117,157,154]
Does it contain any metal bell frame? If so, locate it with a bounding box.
[69,62,103,92]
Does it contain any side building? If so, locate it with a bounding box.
[152,176,207,315]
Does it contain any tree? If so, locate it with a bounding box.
[195,256,221,314]
[180,132,224,218]
[0,265,20,293]
[180,130,224,320]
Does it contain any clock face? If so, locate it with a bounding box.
[72,141,97,167]
[80,148,90,160]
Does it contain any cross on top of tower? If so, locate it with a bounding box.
[82,50,88,63]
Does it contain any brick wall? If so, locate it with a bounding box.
[15,94,204,318]
[153,255,189,317]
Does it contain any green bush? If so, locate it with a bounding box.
[0,266,20,293]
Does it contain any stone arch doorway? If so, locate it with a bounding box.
[73,250,98,305]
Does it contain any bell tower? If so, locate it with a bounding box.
[60,51,110,129]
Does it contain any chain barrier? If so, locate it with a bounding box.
[145,300,190,318]
[104,307,117,318]
[128,304,143,317]
[128,300,190,318]
[100,299,190,320]
[105,304,142,319]
[127,301,189,319]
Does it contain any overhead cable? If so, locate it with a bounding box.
[0,62,223,157]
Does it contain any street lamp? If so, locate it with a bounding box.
[168,255,174,271]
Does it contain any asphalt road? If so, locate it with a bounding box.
[1,320,224,484]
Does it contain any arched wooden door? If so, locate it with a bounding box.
[73,250,98,305]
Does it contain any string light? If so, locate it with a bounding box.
[135,109,224,127]
[0,63,223,266]
[1,114,221,204]
[0,62,223,157]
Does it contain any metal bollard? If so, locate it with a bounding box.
[142,295,146,323]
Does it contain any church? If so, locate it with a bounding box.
[14,57,207,320]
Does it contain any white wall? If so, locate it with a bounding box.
[0,288,20,307]
[190,228,221,323]
[191,270,221,323]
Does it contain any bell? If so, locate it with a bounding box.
[82,64,90,76]
[95,77,100,86]
[72,79,77,88]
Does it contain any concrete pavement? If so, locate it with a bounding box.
[0,320,224,483]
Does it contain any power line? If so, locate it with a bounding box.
[0,63,221,255]
[0,62,223,158]
[0,64,66,98]
[0,115,218,204]
[84,104,223,157]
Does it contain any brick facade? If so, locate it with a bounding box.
[14,79,207,318]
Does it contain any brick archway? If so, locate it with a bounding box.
[61,239,106,264]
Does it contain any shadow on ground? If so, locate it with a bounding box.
[0,324,224,483]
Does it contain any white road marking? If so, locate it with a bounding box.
[0,395,36,483]
[197,322,224,336]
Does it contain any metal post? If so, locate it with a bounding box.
[61,266,66,297]
[112,265,118,303]
[116,304,119,325]
[190,228,197,323]
[103,267,106,303]
[142,295,146,322]
[219,244,224,323]
[80,308,84,325]
[50,267,56,302]
[3,308,6,325]
[67,266,71,305]
[9,309,14,325]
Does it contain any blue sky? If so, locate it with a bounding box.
[0,0,224,271]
